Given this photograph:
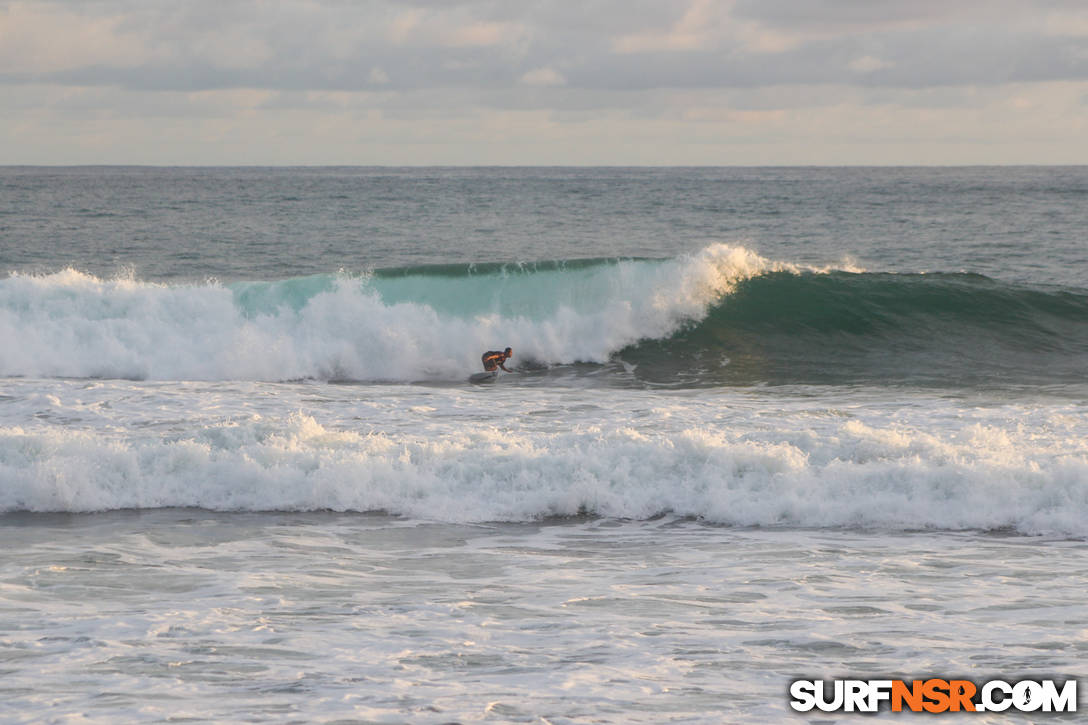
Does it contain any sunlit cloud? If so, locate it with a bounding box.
[612,0,721,53]
[520,67,565,87]
[443,21,524,48]
[848,56,892,73]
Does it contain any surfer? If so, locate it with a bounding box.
[482,348,513,372]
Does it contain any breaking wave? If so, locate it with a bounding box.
[2,244,1085,385]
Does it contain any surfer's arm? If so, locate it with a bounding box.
[500,363,511,372]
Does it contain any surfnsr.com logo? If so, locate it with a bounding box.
[789,678,1078,713]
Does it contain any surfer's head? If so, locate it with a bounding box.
[504,347,513,358]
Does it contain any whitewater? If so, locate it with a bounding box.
[4,380,1087,537]
[4,241,1086,536]
[2,166,1086,723]
[0,244,790,382]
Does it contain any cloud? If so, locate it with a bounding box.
[388,8,426,44]
[3,0,1086,94]
[520,67,565,87]
[1,0,1087,163]
[442,21,524,48]
[0,2,151,73]
[848,56,892,74]
[611,0,721,53]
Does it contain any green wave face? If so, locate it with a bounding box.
[623,271,1088,386]
[368,258,662,319]
[229,274,340,316]
[229,258,659,320]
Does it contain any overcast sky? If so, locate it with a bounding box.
[2,0,1087,165]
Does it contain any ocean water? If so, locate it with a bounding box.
[1,166,1086,723]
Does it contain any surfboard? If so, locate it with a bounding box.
[469,371,498,384]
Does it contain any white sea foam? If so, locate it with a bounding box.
[3,402,1085,536]
[0,245,805,382]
